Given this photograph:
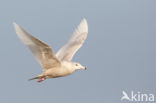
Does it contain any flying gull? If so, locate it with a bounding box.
[13,19,88,82]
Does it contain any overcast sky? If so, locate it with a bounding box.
[0,0,156,103]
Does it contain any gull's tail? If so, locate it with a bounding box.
[29,76,39,80]
[28,74,45,81]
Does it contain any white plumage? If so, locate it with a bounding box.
[13,19,88,82]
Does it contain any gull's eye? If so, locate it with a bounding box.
[75,64,78,66]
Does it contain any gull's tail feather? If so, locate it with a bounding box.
[29,76,39,81]
[28,75,45,81]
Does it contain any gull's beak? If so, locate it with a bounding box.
[82,66,87,70]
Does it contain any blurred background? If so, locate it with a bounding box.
[0,0,155,103]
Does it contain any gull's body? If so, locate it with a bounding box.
[13,19,88,82]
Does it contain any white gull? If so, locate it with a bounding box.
[13,19,88,82]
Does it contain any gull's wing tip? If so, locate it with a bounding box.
[13,22,20,29]
[13,22,17,26]
[81,18,88,25]
[81,18,87,22]
[79,18,88,33]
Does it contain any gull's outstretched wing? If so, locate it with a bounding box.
[56,19,88,61]
[13,23,61,70]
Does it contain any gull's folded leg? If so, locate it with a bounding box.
[37,78,46,82]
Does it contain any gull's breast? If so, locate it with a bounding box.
[44,66,74,78]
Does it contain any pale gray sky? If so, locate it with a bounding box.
[0,0,156,103]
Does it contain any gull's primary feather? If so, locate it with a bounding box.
[56,19,88,61]
[13,23,61,70]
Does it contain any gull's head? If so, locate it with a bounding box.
[62,61,86,71]
[72,62,86,70]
